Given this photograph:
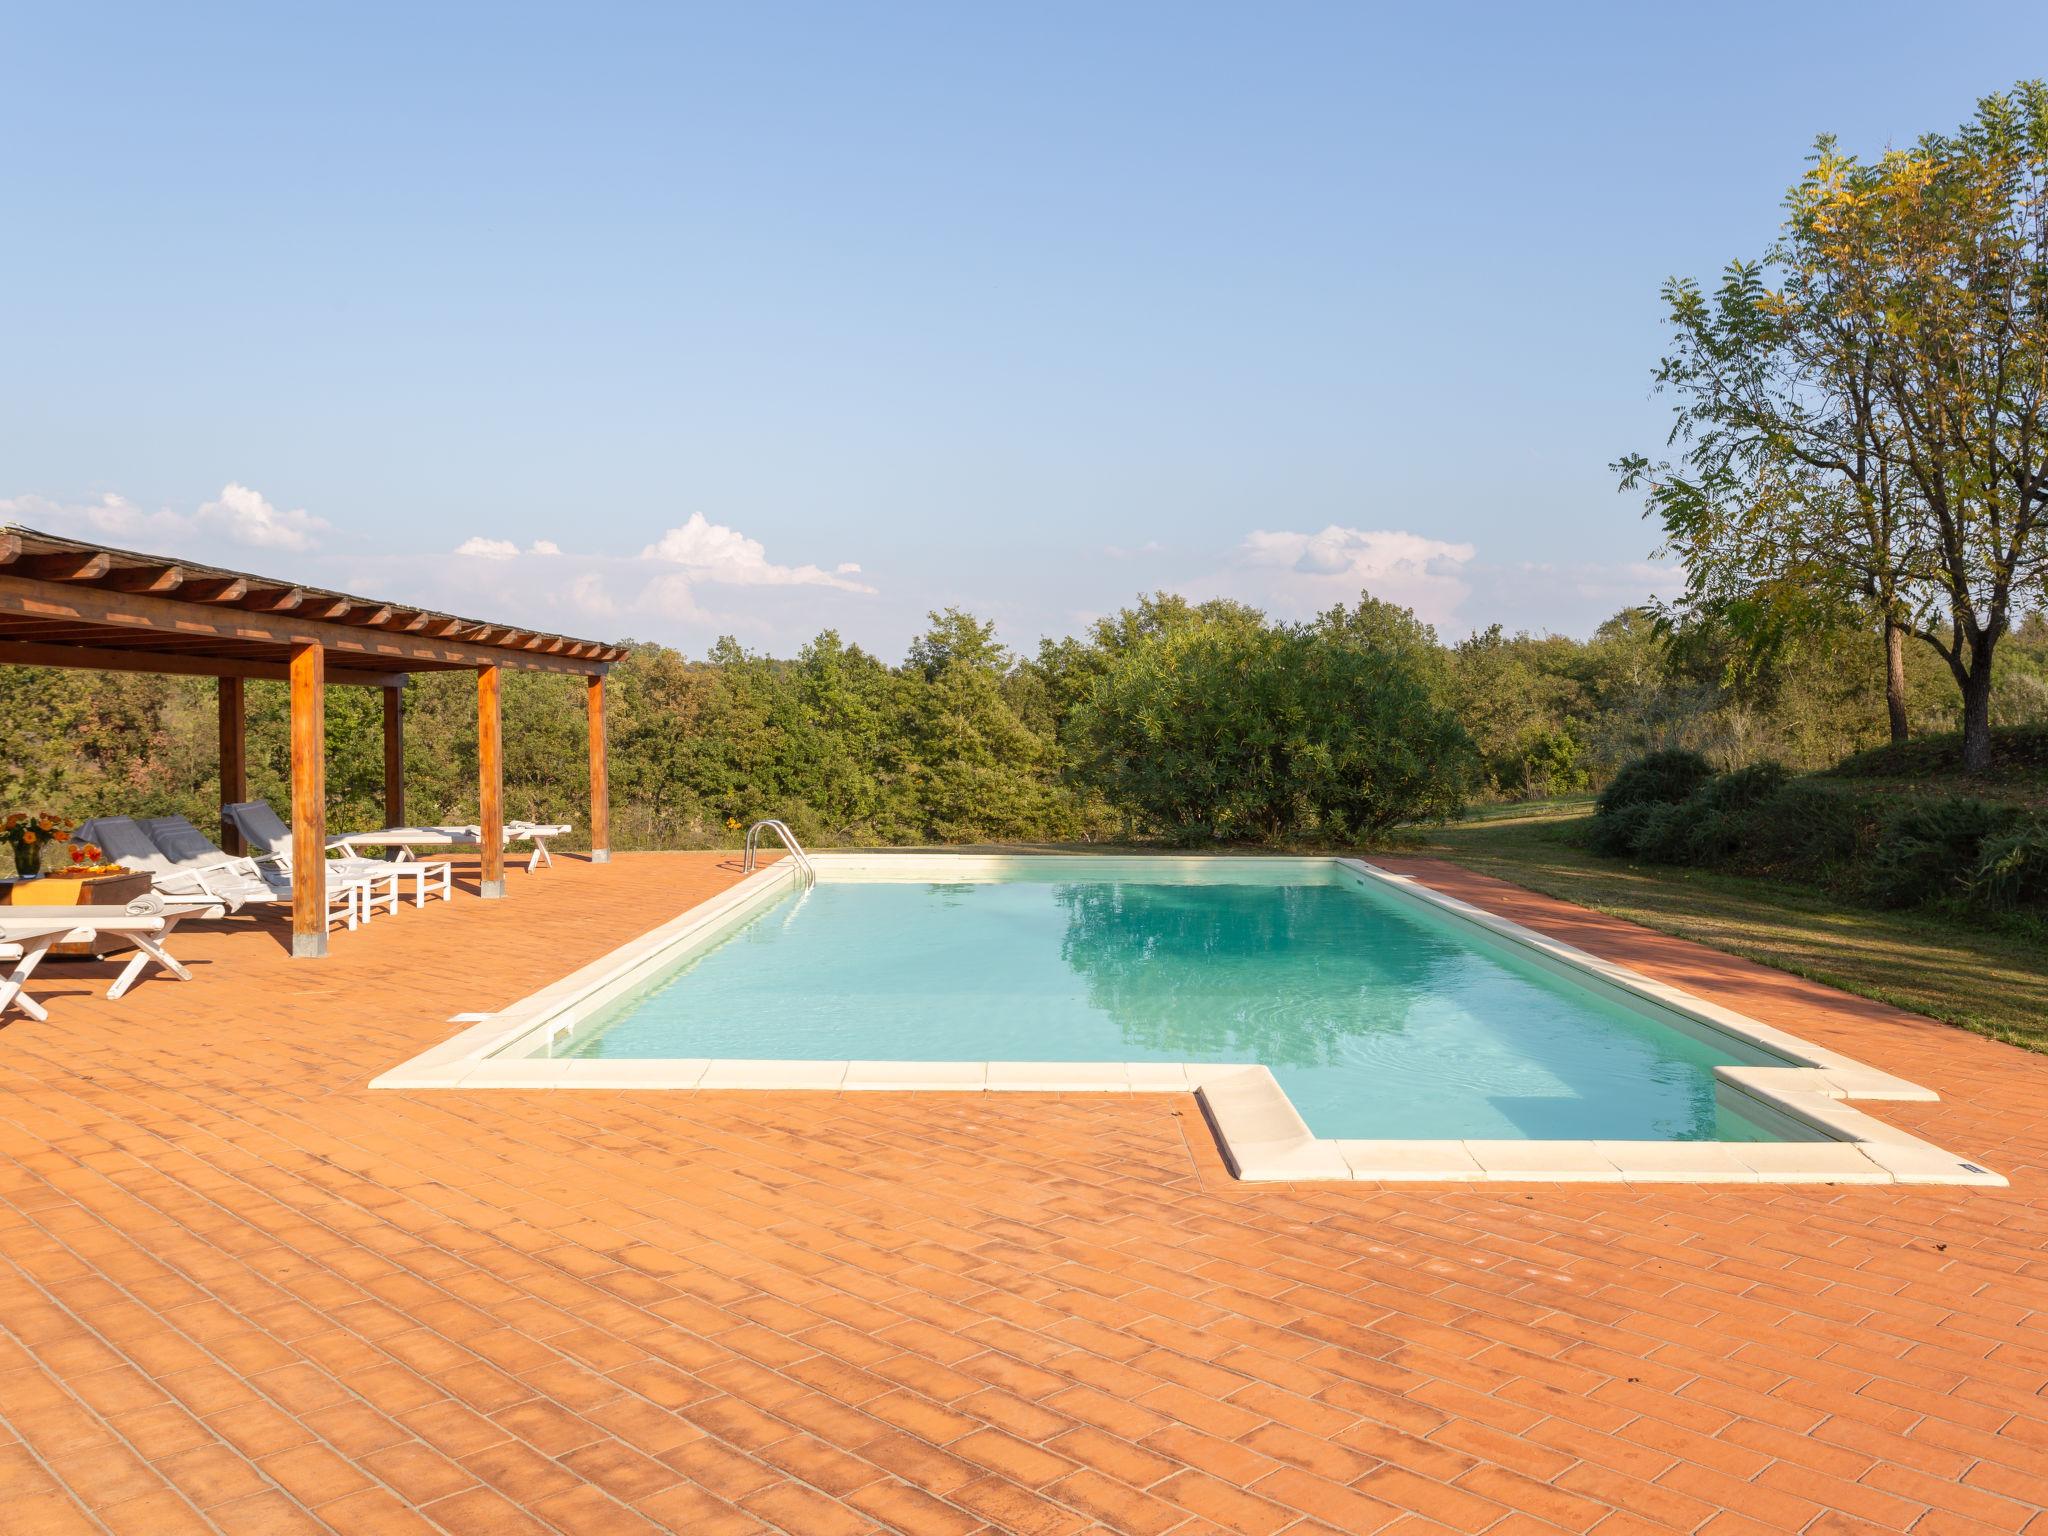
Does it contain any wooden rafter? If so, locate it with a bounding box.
[20,552,113,582]
[106,565,186,594]
[240,586,305,612]
[182,576,250,603]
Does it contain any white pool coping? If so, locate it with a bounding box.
[372,853,2005,1187]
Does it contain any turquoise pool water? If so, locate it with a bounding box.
[554,867,1804,1141]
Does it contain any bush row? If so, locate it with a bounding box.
[1588,749,2048,909]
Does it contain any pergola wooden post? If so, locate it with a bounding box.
[218,677,247,855]
[382,685,405,830]
[1,522,621,955]
[288,642,327,958]
[588,674,609,864]
[477,664,505,899]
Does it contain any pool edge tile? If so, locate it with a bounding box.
[1336,1139,1486,1181]
[844,1061,989,1089]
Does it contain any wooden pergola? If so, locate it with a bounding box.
[1,524,626,957]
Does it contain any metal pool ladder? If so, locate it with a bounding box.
[743,819,815,884]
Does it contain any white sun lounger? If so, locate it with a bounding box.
[223,802,454,909]
[328,819,571,873]
[0,895,225,1018]
[76,816,370,931]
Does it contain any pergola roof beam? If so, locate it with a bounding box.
[106,564,187,594]
[20,552,113,582]
[0,640,406,687]
[239,586,305,612]
[181,577,251,603]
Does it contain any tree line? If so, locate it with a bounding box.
[4,594,2043,855]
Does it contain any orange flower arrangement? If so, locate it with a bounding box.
[3,812,73,878]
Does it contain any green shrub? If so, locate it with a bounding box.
[1969,821,2048,908]
[1067,613,1476,841]
[1585,801,1655,856]
[1861,798,2019,908]
[1678,762,1792,864]
[1596,749,1715,817]
[1631,802,1697,863]
[1720,779,1868,877]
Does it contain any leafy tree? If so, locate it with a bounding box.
[1066,603,1474,841]
[1623,82,2048,772]
[906,607,1009,680]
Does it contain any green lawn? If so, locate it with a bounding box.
[1413,804,2048,1055]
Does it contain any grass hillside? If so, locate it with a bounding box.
[1823,724,2048,807]
[1419,803,2048,1054]
[1417,728,2048,1054]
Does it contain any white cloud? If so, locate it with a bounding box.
[1208,523,1477,627]
[566,571,615,615]
[454,536,522,559]
[193,483,327,552]
[454,536,567,559]
[1240,525,1476,583]
[636,572,711,621]
[640,513,875,592]
[1,484,326,555]
[2,491,156,544]
[401,513,880,641]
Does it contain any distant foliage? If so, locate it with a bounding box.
[2,592,2043,855]
[1595,749,1716,816]
[1860,800,2020,909]
[1582,749,2044,917]
[1065,601,1476,842]
[1677,761,1792,864]
[1971,822,2048,908]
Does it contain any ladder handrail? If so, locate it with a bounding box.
[742,819,815,883]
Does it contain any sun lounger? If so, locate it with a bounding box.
[76,816,368,931]
[0,894,225,1018]
[160,812,415,921]
[221,802,453,909]
[328,819,571,873]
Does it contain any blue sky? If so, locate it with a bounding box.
[4,3,2041,657]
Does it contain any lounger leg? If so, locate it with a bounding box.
[106,934,190,1001]
[529,838,551,872]
[106,949,150,1001]
[0,937,59,1021]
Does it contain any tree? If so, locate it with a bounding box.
[1622,82,2048,771]
[906,607,1009,680]
[1066,605,1474,842]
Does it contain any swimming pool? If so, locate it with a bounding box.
[554,862,1792,1142]
[376,854,2002,1186]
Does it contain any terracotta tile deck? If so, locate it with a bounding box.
[0,851,2043,1535]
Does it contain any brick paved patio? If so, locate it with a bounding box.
[0,852,2041,1534]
